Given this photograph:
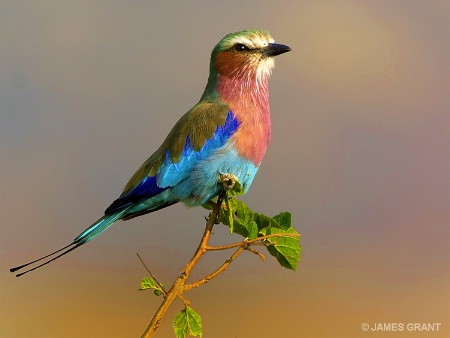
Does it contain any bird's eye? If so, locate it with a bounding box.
[233,43,249,52]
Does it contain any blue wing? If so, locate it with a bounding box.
[158,111,239,187]
[104,110,239,217]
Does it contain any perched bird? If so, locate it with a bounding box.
[10,29,291,277]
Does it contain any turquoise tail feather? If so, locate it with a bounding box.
[74,207,130,244]
[10,207,130,277]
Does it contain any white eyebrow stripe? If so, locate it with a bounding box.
[230,35,272,49]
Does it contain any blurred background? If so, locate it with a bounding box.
[1,1,448,337]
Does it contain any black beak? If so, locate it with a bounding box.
[264,43,291,57]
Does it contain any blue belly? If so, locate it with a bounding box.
[171,144,259,206]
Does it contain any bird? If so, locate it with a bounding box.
[10,29,291,277]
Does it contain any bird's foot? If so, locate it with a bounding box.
[218,173,239,190]
[206,211,220,224]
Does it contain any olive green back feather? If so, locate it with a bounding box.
[122,102,230,195]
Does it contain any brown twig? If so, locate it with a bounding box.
[140,189,301,337]
[183,246,245,291]
[205,232,301,251]
[245,247,266,261]
[183,233,300,291]
[140,191,225,338]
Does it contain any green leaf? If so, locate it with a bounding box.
[173,306,202,338]
[233,200,258,239]
[219,190,299,269]
[254,212,288,231]
[246,220,258,240]
[221,198,259,239]
[253,213,275,231]
[272,212,292,230]
[201,202,213,210]
[260,227,301,271]
[222,194,234,228]
[139,277,156,291]
[186,306,202,337]
[227,219,258,239]
[173,310,188,338]
[139,277,164,296]
[229,181,245,196]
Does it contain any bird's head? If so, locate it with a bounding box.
[210,29,291,82]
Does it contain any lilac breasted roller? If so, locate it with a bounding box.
[11,29,291,277]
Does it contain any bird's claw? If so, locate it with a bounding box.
[206,211,220,224]
[218,173,239,190]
